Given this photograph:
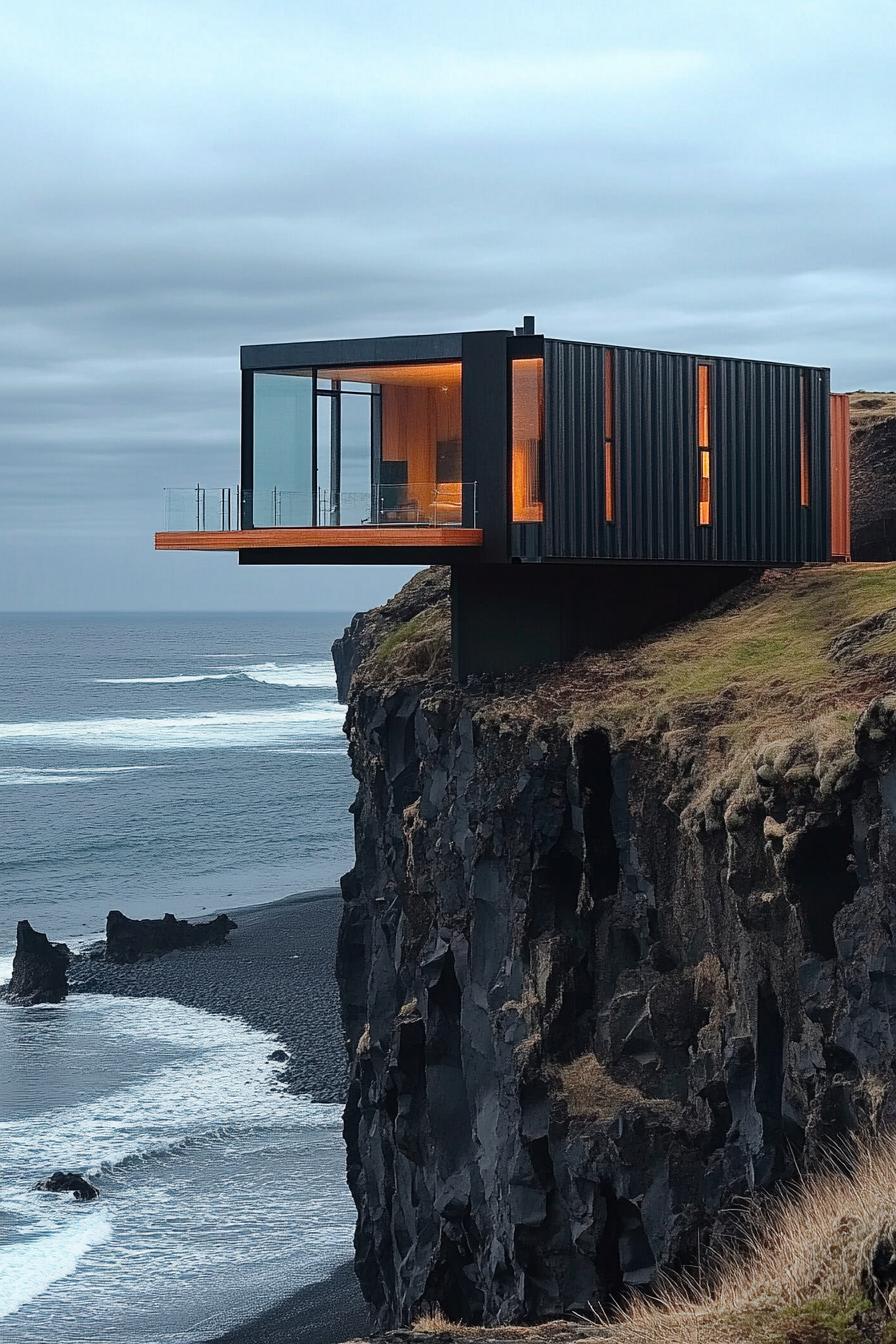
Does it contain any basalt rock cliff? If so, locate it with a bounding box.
[335,564,896,1329]
[851,392,896,561]
[6,920,70,1005]
[104,909,236,963]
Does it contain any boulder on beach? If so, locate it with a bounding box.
[34,1171,100,1201]
[105,909,237,963]
[6,921,70,1005]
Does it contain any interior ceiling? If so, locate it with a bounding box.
[317,361,462,388]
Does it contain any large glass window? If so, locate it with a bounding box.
[253,373,313,526]
[251,361,462,527]
[511,358,544,523]
[337,363,462,523]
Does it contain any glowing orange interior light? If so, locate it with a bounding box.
[511,358,544,523]
[699,449,711,526]
[603,349,615,523]
[697,363,710,449]
[697,364,711,525]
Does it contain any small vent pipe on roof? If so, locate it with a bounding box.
[515,315,536,335]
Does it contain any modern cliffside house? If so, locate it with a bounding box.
[156,319,851,677]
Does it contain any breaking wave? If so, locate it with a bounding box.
[0,766,168,787]
[94,660,335,690]
[0,1211,113,1318]
[0,704,344,751]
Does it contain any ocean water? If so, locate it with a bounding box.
[0,612,359,1341]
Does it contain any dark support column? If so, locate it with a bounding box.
[330,382,342,524]
[240,370,254,527]
[461,332,508,560]
[451,563,759,680]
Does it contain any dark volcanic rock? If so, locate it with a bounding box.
[851,393,896,560]
[336,643,896,1328]
[105,910,237,963]
[35,1171,100,1200]
[6,921,70,1004]
[332,566,449,702]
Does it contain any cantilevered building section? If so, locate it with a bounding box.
[157,320,851,677]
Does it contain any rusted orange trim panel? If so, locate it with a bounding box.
[155,526,484,551]
[829,393,851,562]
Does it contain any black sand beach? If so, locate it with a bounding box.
[70,888,350,1103]
[68,888,367,1344]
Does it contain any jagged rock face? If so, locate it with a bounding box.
[6,921,70,1004]
[851,395,896,560]
[336,679,896,1328]
[105,910,236,963]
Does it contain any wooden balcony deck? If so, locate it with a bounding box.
[155,526,484,551]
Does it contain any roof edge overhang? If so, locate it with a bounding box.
[240,330,513,371]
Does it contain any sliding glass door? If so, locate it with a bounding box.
[252,372,314,526]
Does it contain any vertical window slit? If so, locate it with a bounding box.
[603,348,615,523]
[511,358,544,523]
[697,363,711,526]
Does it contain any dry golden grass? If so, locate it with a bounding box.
[411,1308,543,1337]
[552,1054,678,1122]
[849,391,896,431]
[606,1134,896,1343]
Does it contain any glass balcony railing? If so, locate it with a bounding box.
[161,483,478,531]
[162,486,241,531]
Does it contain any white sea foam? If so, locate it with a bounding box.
[0,1211,113,1317]
[95,674,232,684]
[0,704,344,750]
[0,766,167,787]
[94,660,336,690]
[0,996,339,1177]
[231,661,336,689]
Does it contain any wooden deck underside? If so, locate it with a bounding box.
[155,526,484,551]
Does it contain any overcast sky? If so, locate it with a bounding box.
[2,0,894,611]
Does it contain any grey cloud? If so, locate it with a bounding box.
[1,0,894,609]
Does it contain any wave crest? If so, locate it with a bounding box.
[0,705,344,750]
[94,661,335,690]
[0,1212,113,1318]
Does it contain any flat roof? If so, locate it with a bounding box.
[240,329,828,375]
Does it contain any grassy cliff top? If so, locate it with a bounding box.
[490,563,896,798]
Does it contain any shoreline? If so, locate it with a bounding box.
[69,885,350,1103]
[67,883,368,1344]
[200,1261,365,1344]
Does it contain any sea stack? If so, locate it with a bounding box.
[7,920,70,1005]
[105,909,237,963]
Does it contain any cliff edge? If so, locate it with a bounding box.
[334,561,896,1330]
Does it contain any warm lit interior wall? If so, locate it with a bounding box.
[512,358,544,522]
[381,385,460,473]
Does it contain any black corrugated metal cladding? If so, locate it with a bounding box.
[543,340,831,564]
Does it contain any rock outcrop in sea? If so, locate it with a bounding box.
[34,1171,100,1201]
[6,920,70,1005]
[105,909,237,963]
[334,563,896,1329]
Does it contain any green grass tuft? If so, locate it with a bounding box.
[775,1295,871,1344]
